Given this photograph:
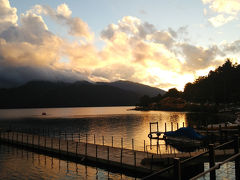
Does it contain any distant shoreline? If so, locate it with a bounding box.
[0,104,133,110]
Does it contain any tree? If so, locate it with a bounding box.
[183,59,240,103]
[164,88,181,98]
[138,95,151,107]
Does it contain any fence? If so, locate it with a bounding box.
[142,135,240,180]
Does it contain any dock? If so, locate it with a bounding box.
[0,130,165,176]
[1,126,240,179]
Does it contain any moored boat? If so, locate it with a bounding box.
[163,127,206,151]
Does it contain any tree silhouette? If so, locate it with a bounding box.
[183,59,240,104]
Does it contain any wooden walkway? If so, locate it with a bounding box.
[0,131,162,175]
[1,130,238,178]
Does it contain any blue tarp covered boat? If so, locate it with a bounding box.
[164,127,205,140]
[163,127,206,152]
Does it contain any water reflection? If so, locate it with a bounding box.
[0,144,138,180]
[0,107,234,154]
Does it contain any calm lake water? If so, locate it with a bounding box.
[0,106,236,179]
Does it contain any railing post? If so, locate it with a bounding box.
[102,136,104,146]
[67,140,69,154]
[76,142,78,157]
[94,134,96,144]
[209,144,216,180]
[59,137,61,153]
[165,123,167,132]
[234,135,240,180]
[150,123,152,133]
[85,134,88,157]
[96,145,97,160]
[238,126,240,137]
[134,151,136,167]
[121,138,123,149]
[219,125,222,142]
[32,134,34,148]
[44,136,46,148]
[173,158,181,180]
[120,149,123,165]
[112,136,113,147]
[144,140,146,152]
[85,142,87,157]
[51,137,53,149]
[171,122,173,131]
[12,132,14,144]
[38,134,40,148]
[107,147,109,162]
[132,138,134,150]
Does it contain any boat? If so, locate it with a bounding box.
[206,112,240,130]
[163,127,206,151]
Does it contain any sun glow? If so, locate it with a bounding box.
[146,67,194,91]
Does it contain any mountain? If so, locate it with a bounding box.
[97,80,166,97]
[0,80,164,108]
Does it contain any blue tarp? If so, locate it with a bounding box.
[164,127,204,140]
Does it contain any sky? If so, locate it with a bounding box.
[1,0,240,91]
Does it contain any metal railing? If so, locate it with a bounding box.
[142,136,239,180]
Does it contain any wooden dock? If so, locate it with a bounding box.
[1,129,239,179]
[0,130,167,176]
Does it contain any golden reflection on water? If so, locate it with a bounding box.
[0,145,137,180]
[129,111,188,153]
[0,107,193,154]
[70,109,190,153]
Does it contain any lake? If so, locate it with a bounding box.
[0,106,235,179]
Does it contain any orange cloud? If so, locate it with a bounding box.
[0,1,228,91]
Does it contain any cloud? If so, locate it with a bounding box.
[32,4,93,41]
[148,31,175,48]
[101,16,155,40]
[100,16,181,70]
[0,1,95,88]
[0,65,89,88]
[203,8,208,16]
[222,40,240,53]
[0,0,18,33]
[0,13,53,45]
[202,0,240,27]
[91,64,136,82]
[202,0,240,15]
[0,1,229,91]
[179,43,224,71]
[208,14,236,27]
[57,3,72,18]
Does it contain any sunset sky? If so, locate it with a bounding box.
[1,0,240,90]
